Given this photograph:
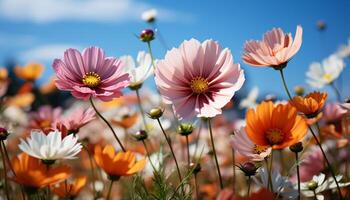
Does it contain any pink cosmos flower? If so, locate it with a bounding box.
[53,47,130,101]
[230,127,271,161]
[323,102,347,123]
[29,105,62,134]
[242,26,303,69]
[54,108,96,134]
[155,39,245,119]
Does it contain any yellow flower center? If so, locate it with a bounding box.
[40,120,51,128]
[82,72,101,88]
[323,73,333,82]
[265,128,284,145]
[190,77,209,94]
[253,145,268,154]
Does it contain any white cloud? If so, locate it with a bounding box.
[0,0,193,23]
[19,44,82,62]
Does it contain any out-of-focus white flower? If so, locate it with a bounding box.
[337,39,350,59]
[306,54,345,88]
[231,127,271,161]
[300,173,350,200]
[255,168,298,199]
[141,9,157,23]
[144,150,164,177]
[18,130,82,161]
[120,51,153,88]
[239,86,258,109]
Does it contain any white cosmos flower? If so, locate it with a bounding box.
[141,9,157,23]
[306,54,345,88]
[18,130,82,161]
[239,86,258,109]
[300,173,350,200]
[337,38,350,59]
[121,51,153,87]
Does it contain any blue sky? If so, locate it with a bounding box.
[0,0,349,100]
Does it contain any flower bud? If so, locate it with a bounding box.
[316,20,326,31]
[189,162,201,174]
[294,86,305,96]
[148,107,163,119]
[128,82,143,91]
[289,142,303,153]
[178,123,194,136]
[140,29,155,42]
[307,180,318,191]
[238,162,259,177]
[0,127,9,140]
[134,130,148,141]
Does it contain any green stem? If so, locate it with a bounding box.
[106,180,114,200]
[142,140,156,172]
[295,152,301,200]
[0,141,10,200]
[194,174,199,200]
[268,151,274,192]
[186,135,190,168]
[135,89,148,131]
[311,124,343,199]
[279,69,293,100]
[83,145,96,196]
[330,82,342,102]
[156,119,183,183]
[208,118,224,189]
[147,41,157,70]
[89,97,125,152]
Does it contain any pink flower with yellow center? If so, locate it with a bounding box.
[53,47,130,101]
[155,39,245,119]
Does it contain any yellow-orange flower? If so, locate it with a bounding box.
[0,67,8,80]
[245,101,308,149]
[40,76,57,94]
[52,176,87,198]
[111,113,139,129]
[6,93,34,108]
[14,63,44,81]
[94,145,145,180]
[290,91,328,118]
[11,153,71,189]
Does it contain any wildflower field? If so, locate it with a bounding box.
[1,1,350,200]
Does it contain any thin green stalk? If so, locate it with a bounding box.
[330,82,342,102]
[106,180,114,200]
[186,135,190,168]
[295,152,301,200]
[268,151,274,192]
[142,140,156,171]
[89,97,126,152]
[311,124,343,199]
[135,89,148,131]
[156,119,183,183]
[208,118,224,189]
[279,69,293,100]
[194,174,199,200]
[313,190,317,200]
[147,41,157,70]
[0,141,10,200]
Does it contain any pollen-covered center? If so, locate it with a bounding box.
[190,77,209,94]
[265,128,284,145]
[82,72,101,88]
[253,145,268,154]
[323,73,333,82]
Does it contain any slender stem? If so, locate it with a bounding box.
[309,124,343,199]
[89,97,125,152]
[247,176,252,196]
[0,141,10,200]
[232,148,236,192]
[268,151,274,191]
[1,141,15,176]
[265,159,271,190]
[142,140,156,171]
[147,41,157,70]
[295,152,301,200]
[106,180,114,200]
[208,119,224,189]
[84,145,96,196]
[194,174,199,200]
[186,135,190,168]
[330,82,342,102]
[279,69,293,100]
[156,119,183,183]
[313,190,317,200]
[135,89,148,131]
[151,23,169,51]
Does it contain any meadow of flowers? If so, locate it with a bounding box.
[1,9,350,200]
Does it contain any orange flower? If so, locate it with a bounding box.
[246,101,308,149]
[290,91,328,118]
[14,63,44,81]
[52,176,87,198]
[111,113,139,129]
[94,145,145,180]
[40,76,57,94]
[11,153,71,189]
[0,67,8,80]
[6,93,35,108]
[234,188,275,200]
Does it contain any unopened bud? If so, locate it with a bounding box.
[148,107,163,119]
[140,29,155,42]
[189,162,201,174]
[289,142,303,153]
[307,180,318,190]
[294,86,305,96]
[134,130,148,141]
[178,123,194,136]
[238,162,259,177]
[0,127,9,140]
